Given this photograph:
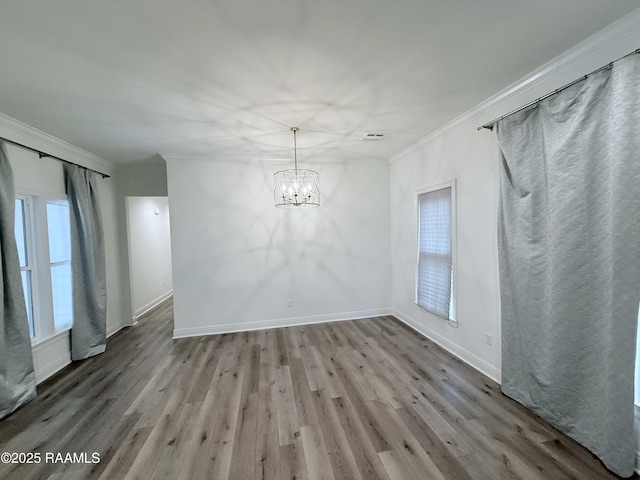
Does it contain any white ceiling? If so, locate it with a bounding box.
[0,1,638,166]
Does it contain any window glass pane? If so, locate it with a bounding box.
[51,263,73,329]
[21,270,35,338]
[14,199,27,267]
[47,202,71,263]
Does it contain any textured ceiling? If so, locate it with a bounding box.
[0,1,638,165]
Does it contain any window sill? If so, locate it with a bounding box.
[31,326,71,348]
[415,302,458,327]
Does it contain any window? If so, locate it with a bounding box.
[416,181,456,324]
[47,201,72,330]
[14,194,72,342]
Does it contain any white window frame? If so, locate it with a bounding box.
[15,195,40,340]
[634,304,639,431]
[15,192,72,345]
[415,179,457,326]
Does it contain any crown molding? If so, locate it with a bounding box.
[161,152,388,166]
[0,112,114,175]
[390,7,640,164]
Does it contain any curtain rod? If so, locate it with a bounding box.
[477,48,640,131]
[0,137,111,179]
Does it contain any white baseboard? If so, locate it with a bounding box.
[133,290,173,321]
[172,308,392,339]
[392,308,501,384]
[34,354,72,385]
[32,332,72,385]
[107,321,129,338]
[635,451,640,475]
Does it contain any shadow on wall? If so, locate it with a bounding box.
[168,157,390,327]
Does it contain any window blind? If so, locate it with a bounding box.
[417,186,452,320]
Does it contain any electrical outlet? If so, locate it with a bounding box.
[288,299,293,308]
[485,333,492,346]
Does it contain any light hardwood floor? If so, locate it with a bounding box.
[0,299,630,479]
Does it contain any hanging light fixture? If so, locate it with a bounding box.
[274,127,320,208]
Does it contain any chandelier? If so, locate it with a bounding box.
[274,127,320,208]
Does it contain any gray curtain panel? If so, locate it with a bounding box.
[497,53,640,477]
[0,142,36,419]
[64,164,107,361]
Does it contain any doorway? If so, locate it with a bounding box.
[125,196,173,321]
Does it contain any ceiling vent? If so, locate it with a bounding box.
[361,133,386,141]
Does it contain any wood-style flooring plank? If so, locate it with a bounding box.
[289,357,319,428]
[300,425,335,480]
[310,388,364,480]
[379,448,442,480]
[279,442,309,480]
[330,395,390,480]
[396,405,475,480]
[275,365,301,445]
[256,431,280,480]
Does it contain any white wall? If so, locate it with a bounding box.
[166,156,391,337]
[390,9,640,383]
[2,125,126,384]
[126,196,173,318]
[391,128,501,380]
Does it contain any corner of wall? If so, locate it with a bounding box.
[392,308,501,384]
[133,290,173,320]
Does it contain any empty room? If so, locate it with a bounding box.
[1,2,640,479]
